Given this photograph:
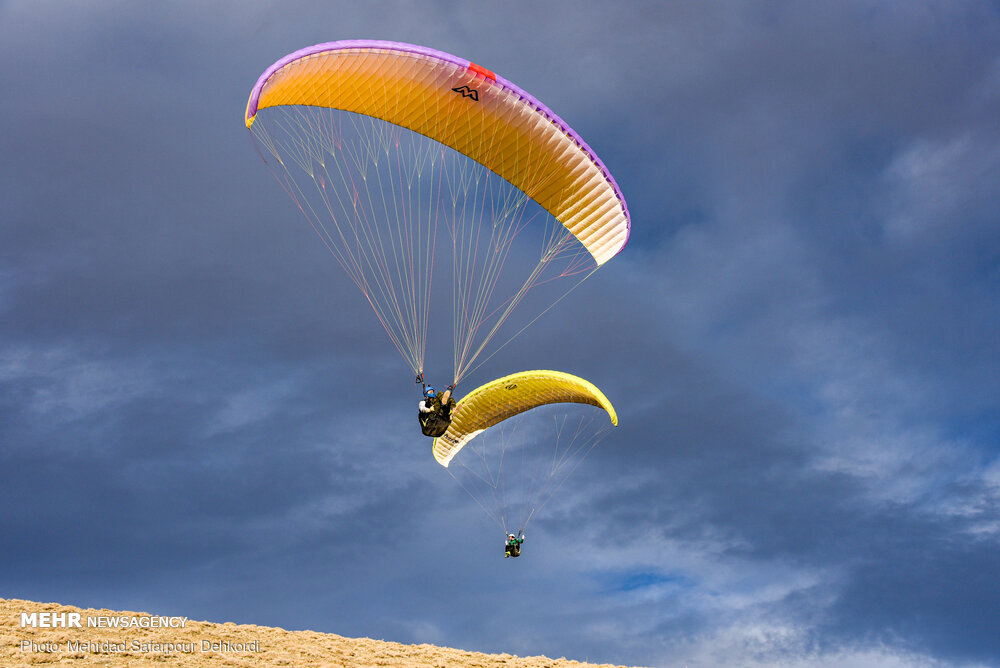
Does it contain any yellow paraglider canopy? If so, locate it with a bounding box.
[246,40,630,265]
[433,370,617,467]
[246,41,631,386]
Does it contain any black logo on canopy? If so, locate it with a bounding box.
[452,85,480,101]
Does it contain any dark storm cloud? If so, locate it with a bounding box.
[2,1,1000,667]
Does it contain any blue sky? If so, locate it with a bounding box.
[2,1,999,666]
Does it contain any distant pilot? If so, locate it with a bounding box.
[505,531,524,558]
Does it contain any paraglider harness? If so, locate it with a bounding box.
[505,530,524,558]
[417,374,455,438]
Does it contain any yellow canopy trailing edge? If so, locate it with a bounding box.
[433,370,617,467]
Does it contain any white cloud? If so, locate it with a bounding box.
[0,342,161,423]
[203,373,306,437]
[882,132,1000,243]
[667,625,970,668]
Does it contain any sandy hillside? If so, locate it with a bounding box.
[2,598,638,667]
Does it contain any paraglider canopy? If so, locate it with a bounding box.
[246,41,631,386]
[246,39,630,265]
[433,369,618,466]
[433,369,618,533]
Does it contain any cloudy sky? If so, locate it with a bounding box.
[2,1,999,666]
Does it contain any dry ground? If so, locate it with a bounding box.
[2,598,637,667]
